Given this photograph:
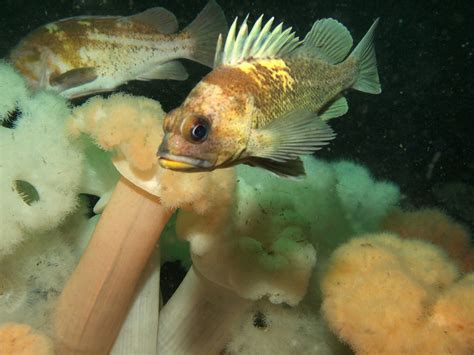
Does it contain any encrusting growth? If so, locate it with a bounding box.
[321,233,474,354]
[381,208,474,272]
[0,323,54,355]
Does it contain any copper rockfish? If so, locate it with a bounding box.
[158,16,382,177]
[9,0,226,99]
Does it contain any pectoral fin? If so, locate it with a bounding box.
[246,157,305,178]
[137,60,188,81]
[49,67,98,91]
[247,109,336,162]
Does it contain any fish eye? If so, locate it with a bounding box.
[183,116,210,143]
[191,123,208,141]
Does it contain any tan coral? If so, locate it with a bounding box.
[0,323,54,355]
[68,93,164,172]
[321,233,474,354]
[431,273,474,351]
[381,208,473,272]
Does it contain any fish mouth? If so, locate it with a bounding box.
[158,153,213,171]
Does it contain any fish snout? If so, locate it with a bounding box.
[157,134,170,157]
[157,133,213,171]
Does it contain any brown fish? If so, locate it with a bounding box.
[9,0,227,99]
[158,16,381,177]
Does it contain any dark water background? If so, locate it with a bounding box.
[1,0,473,231]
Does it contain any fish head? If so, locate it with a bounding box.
[158,82,253,172]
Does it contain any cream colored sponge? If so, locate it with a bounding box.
[321,233,474,354]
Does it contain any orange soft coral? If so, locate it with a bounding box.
[381,208,474,272]
[321,233,474,354]
[0,323,54,355]
[68,93,164,172]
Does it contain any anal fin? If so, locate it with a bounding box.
[137,60,188,81]
[319,96,348,121]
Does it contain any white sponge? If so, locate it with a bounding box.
[0,64,84,258]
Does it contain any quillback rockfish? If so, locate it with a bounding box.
[158,16,381,177]
[9,0,227,99]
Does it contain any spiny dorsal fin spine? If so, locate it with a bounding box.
[222,18,237,64]
[214,16,300,67]
[231,15,249,61]
[267,26,292,54]
[213,33,224,66]
[255,23,281,57]
[252,18,274,55]
[241,15,263,56]
[280,36,302,55]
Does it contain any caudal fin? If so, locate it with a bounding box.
[349,18,381,94]
[183,0,227,68]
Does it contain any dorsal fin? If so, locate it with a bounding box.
[126,7,178,34]
[214,16,301,67]
[295,18,353,64]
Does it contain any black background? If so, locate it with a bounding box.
[1,0,473,229]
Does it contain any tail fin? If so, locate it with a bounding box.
[183,0,227,68]
[349,18,381,94]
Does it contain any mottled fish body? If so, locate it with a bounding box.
[9,0,227,98]
[158,16,381,177]
[202,56,358,127]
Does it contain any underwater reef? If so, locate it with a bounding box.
[1,0,473,353]
[0,61,472,353]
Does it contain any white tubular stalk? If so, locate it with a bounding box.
[158,267,252,354]
[111,247,161,355]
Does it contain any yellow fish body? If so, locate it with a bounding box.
[9,0,226,99]
[158,16,381,177]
